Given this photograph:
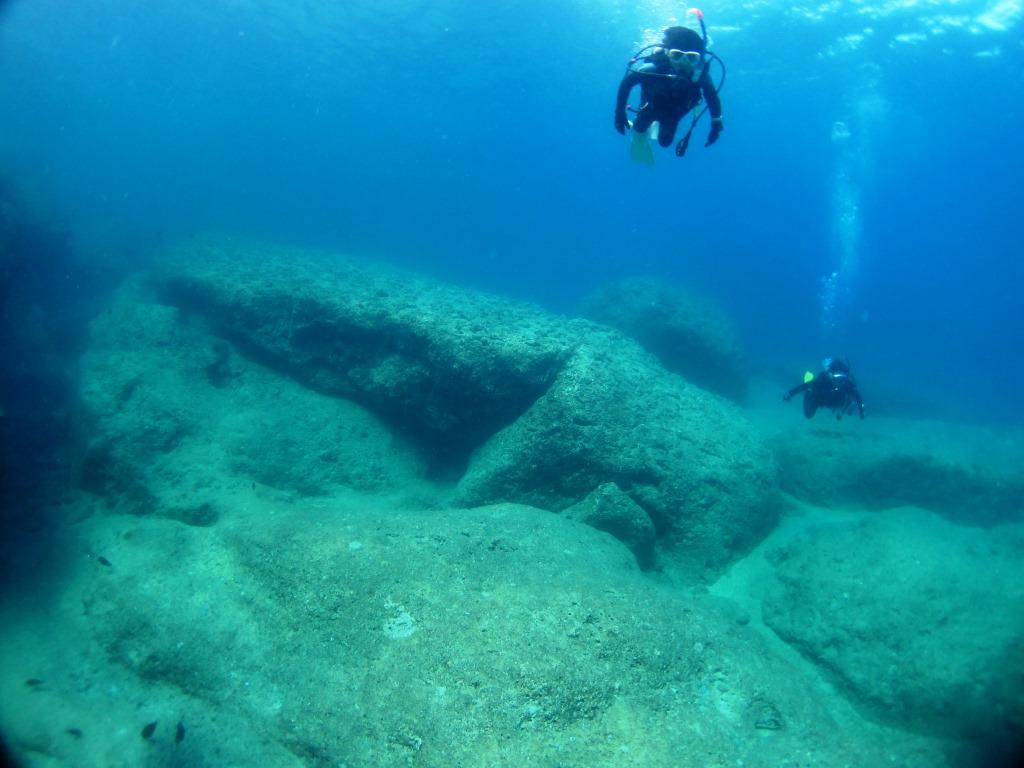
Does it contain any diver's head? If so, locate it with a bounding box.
[661,27,705,75]
[824,357,851,374]
[662,26,704,52]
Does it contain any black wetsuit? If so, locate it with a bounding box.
[786,371,866,420]
[615,55,722,146]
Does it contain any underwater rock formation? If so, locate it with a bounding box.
[578,277,747,402]
[155,239,570,477]
[561,482,656,563]
[78,277,432,525]
[125,238,782,579]
[8,238,1020,767]
[454,326,777,580]
[764,418,1024,526]
[763,507,1024,745]
[0,502,950,767]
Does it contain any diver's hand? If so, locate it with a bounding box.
[706,117,723,146]
[782,391,792,403]
[614,111,628,135]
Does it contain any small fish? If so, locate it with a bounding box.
[66,728,83,739]
[25,679,43,688]
[141,721,158,740]
[175,721,185,743]
[97,556,112,567]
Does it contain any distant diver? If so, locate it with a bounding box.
[613,12,725,165]
[783,357,866,421]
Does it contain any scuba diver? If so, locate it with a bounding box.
[783,357,866,421]
[614,15,724,165]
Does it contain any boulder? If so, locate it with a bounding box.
[155,239,571,477]
[141,239,780,578]
[763,507,1024,743]
[455,331,779,580]
[78,278,432,524]
[561,482,656,562]
[0,503,952,767]
[578,277,747,402]
[764,417,1024,526]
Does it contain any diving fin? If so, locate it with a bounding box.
[629,123,655,166]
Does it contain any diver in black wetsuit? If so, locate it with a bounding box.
[783,357,866,421]
[613,24,723,159]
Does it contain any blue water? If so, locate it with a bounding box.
[1,0,1022,424]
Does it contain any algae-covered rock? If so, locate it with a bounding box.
[78,278,430,523]
[764,417,1024,526]
[143,239,780,578]
[456,331,779,580]
[578,277,747,402]
[0,503,952,768]
[763,507,1024,743]
[155,239,571,475]
[562,482,656,561]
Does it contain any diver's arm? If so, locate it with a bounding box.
[614,72,639,135]
[850,385,866,418]
[700,70,722,120]
[615,72,638,111]
[783,380,811,401]
[700,70,722,145]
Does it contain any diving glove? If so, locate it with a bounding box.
[614,110,628,135]
[706,116,723,146]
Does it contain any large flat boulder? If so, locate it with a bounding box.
[455,332,779,580]
[155,239,572,475]
[78,278,434,525]
[763,507,1024,744]
[0,503,952,767]
[578,277,747,402]
[135,239,780,578]
[762,416,1024,526]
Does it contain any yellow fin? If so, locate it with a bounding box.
[629,125,655,166]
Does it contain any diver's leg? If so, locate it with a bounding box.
[631,107,655,134]
[657,116,681,147]
[803,392,817,419]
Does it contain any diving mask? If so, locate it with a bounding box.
[667,49,703,68]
